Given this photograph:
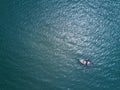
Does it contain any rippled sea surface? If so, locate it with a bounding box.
[0,0,120,90]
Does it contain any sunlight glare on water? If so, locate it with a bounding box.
[0,0,120,90]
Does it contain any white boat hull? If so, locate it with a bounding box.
[79,59,90,65]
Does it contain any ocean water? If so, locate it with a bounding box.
[0,0,120,90]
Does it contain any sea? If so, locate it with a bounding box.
[0,0,120,90]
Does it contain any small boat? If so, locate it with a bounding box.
[79,59,90,65]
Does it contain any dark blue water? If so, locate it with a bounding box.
[0,0,120,90]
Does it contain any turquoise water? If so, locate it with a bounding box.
[0,0,120,90]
